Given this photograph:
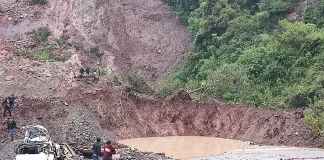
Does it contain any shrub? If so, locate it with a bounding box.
[55,37,66,47]
[33,49,52,61]
[125,72,154,95]
[287,94,309,108]
[32,27,51,43]
[304,1,324,27]
[159,79,185,97]
[304,101,324,136]
[203,63,250,102]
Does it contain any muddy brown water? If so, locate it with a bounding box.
[119,136,251,160]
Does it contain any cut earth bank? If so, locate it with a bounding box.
[0,0,323,159]
[0,85,323,159]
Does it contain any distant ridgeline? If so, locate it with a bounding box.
[164,0,324,135]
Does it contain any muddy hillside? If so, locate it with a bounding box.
[0,0,323,159]
[0,84,322,148]
[1,0,191,82]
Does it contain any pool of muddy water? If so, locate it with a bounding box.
[119,136,251,160]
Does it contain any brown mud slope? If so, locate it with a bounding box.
[0,0,191,81]
[71,87,323,147]
[1,85,321,149]
[46,0,191,80]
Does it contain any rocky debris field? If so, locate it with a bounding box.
[117,147,174,160]
[0,139,175,160]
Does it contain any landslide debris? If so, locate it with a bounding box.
[0,0,323,159]
[117,147,174,160]
[46,0,191,80]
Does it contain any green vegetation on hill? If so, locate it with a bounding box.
[164,0,324,135]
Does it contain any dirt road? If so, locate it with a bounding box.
[196,146,324,160]
[119,136,324,160]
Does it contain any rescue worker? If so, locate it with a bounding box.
[7,117,17,141]
[102,140,116,160]
[92,137,102,160]
[7,94,17,112]
[3,98,11,117]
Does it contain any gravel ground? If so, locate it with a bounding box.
[0,139,24,160]
[117,148,175,160]
[193,146,324,160]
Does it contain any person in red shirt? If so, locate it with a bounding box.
[101,140,116,160]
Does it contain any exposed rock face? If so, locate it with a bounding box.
[46,0,191,80]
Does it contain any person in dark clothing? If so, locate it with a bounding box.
[3,99,11,117]
[85,67,91,76]
[92,137,102,160]
[7,117,17,141]
[7,94,16,112]
[102,140,116,160]
[79,67,85,78]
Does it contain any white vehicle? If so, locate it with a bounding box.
[15,142,56,160]
[23,125,50,144]
[15,125,76,160]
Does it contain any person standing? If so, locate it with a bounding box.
[79,67,85,78]
[85,67,91,76]
[102,140,116,160]
[3,98,11,117]
[92,137,102,160]
[7,94,17,112]
[7,117,17,141]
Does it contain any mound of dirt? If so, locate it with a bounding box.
[118,147,174,160]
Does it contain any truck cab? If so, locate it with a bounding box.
[15,125,76,160]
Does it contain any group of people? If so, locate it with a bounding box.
[2,94,18,141]
[92,138,116,160]
[79,67,100,78]
[2,94,116,159]
[79,67,92,78]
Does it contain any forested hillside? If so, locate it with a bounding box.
[164,0,324,135]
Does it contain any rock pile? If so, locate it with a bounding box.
[118,147,175,160]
